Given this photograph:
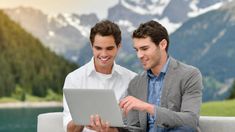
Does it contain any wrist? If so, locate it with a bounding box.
[67,121,84,132]
[110,127,119,132]
[144,103,155,115]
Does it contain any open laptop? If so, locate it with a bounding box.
[64,88,142,130]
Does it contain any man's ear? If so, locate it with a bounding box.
[160,39,167,50]
[117,43,122,49]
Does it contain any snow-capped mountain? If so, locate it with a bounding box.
[2,0,235,101]
[169,0,235,101]
[2,0,232,67]
[108,0,231,33]
[3,7,98,61]
[120,0,171,15]
[119,0,229,20]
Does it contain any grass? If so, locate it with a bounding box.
[0,92,62,103]
[0,95,44,103]
[25,94,46,102]
[0,97,20,103]
[201,99,235,116]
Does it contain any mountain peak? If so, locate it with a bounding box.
[120,0,171,15]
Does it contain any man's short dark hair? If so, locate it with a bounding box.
[90,20,121,47]
[132,20,170,52]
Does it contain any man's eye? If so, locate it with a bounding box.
[142,47,148,51]
[107,47,114,50]
[95,47,102,50]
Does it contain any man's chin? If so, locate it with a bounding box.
[143,65,152,70]
[143,66,149,70]
[99,62,112,67]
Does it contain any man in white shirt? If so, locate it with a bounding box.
[63,20,137,132]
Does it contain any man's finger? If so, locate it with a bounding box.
[95,114,102,127]
[90,115,95,126]
[120,96,133,105]
[104,121,110,131]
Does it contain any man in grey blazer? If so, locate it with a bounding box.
[88,20,203,132]
[119,20,203,132]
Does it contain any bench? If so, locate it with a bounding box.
[37,112,235,132]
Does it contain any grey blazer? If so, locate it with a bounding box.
[121,57,203,132]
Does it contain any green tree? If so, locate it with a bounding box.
[12,85,26,101]
[0,10,78,98]
[228,80,235,99]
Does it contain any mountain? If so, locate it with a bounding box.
[170,1,235,82]
[2,0,234,101]
[0,10,77,97]
[108,0,230,33]
[3,7,99,62]
[169,1,235,101]
[2,0,229,67]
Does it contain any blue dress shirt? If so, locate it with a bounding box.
[147,58,170,132]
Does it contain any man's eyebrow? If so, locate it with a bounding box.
[94,46,102,48]
[93,46,115,49]
[106,46,115,48]
[139,45,149,49]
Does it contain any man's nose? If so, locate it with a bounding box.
[137,51,144,59]
[100,50,108,56]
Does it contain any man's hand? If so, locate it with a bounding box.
[67,120,84,132]
[86,114,118,132]
[119,96,155,116]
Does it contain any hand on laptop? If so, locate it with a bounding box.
[119,96,155,116]
[86,114,118,132]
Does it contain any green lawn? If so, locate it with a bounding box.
[201,99,235,116]
[0,97,20,103]
[0,92,62,103]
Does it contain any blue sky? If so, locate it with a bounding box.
[0,0,118,18]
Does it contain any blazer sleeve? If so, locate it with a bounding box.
[117,75,146,132]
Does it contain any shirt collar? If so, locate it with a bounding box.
[87,57,121,76]
[147,57,170,78]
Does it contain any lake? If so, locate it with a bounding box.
[0,107,62,132]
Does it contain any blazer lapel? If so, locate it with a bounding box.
[161,57,177,107]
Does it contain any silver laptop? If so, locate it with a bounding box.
[64,89,142,130]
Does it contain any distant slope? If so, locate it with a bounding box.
[3,7,98,63]
[0,10,77,97]
[169,1,235,82]
[169,2,235,101]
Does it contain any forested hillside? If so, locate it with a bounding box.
[169,1,235,101]
[0,10,77,98]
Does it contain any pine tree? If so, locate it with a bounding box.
[228,80,235,99]
[0,10,78,98]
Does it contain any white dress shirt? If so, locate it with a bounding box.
[63,58,137,132]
